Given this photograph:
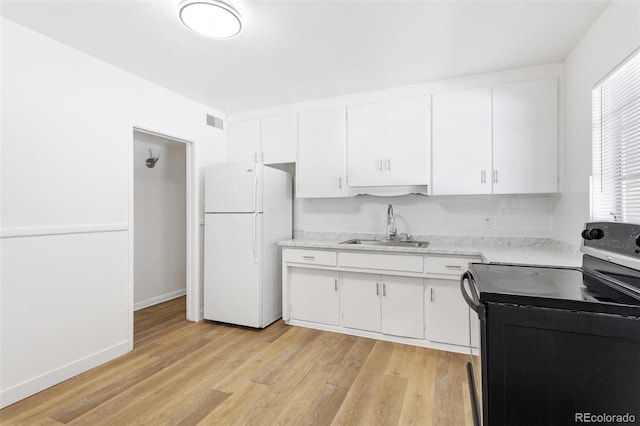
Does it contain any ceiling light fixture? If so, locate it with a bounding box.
[178,0,243,40]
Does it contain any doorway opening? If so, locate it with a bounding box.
[131,128,193,347]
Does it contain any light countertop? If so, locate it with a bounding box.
[279,233,582,267]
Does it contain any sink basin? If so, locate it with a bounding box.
[340,239,429,248]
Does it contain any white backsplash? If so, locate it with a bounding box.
[294,193,554,238]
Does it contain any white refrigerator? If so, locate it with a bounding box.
[204,165,292,328]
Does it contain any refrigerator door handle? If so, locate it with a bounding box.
[252,169,259,213]
[252,213,258,264]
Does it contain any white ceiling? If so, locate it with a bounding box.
[1,0,609,114]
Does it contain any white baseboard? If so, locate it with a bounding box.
[134,289,186,311]
[0,341,129,409]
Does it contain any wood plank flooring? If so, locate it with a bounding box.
[1,315,474,425]
[134,296,187,345]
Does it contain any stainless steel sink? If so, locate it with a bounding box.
[340,239,429,248]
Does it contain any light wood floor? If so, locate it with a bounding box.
[1,313,474,425]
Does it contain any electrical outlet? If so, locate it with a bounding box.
[484,217,493,228]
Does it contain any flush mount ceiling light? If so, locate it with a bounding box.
[178,0,243,39]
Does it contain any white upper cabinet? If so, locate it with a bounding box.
[297,107,348,198]
[228,114,297,166]
[492,77,558,194]
[432,87,492,195]
[228,119,261,166]
[347,102,387,187]
[347,96,430,187]
[261,114,297,164]
[431,77,558,195]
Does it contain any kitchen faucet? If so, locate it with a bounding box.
[387,204,397,240]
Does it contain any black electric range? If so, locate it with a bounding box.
[461,222,640,426]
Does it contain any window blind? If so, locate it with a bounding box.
[592,49,640,224]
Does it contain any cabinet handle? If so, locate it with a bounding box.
[481,170,486,183]
[338,177,342,189]
[386,159,391,171]
[334,278,338,291]
[376,282,380,295]
[254,153,258,163]
[445,265,462,269]
[302,256,315,261]
[382,283,386,296]
[430,288,435,302]
[376,159,381,171]
[493,170,498,183]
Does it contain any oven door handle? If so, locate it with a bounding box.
[461,271,480,313]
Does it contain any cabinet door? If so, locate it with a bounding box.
[431,87,492,195]
[347,102,387,186]
[381,275,424,339]
[385,96,430,186]
[289,268,339,326]
[228,119,261,166]
[426,279,471,347]
[340,272,381,333]
[261,114,297,164]
[492,77,558,194]
[297,108,348,198]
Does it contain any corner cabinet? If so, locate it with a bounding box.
[296,107,348,198]
[347,96,430,187]
[282,247,481,354]
[431,77,558,195]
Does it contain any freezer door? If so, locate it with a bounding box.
[205,166,263,213]
[204,213,263,327]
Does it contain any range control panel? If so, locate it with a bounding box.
[582,222,640,257]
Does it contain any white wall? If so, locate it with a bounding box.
[553,1,640,245]
[0,18,226,407]
[134,131,187,310]
[295,194,553,238]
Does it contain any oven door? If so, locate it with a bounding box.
[461,271,484,426]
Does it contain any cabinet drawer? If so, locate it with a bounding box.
[425,256,480,276]
[284,249,337,266]
[338,252,423,273]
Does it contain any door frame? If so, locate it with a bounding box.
[128,123,198,351]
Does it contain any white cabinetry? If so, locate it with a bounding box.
[431,77,558,195]
[492,78,558,194]
[426,279,472,346]
[289,267,339,326]
[282,247,480,353]
[228,119,261,166]
[340,272,381,332]
[297,107,348,198]
[341,272,424,339]
[228,114,297,166]
[261,114,297,164]
[431,87,492,195]
[347,96,430,187]
[424,255,481,348]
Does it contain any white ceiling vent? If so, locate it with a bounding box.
[207,114,224,130]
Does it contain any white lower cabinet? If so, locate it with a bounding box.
[340,272,424,339]
[289,267,340,326]
[283,247,479,354]
[426,279,473,347]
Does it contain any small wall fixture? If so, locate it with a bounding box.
[146,149,160,168]
[178,0,243,39]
